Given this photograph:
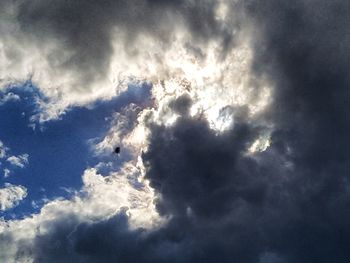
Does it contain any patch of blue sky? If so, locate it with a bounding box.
[0,80,151,219]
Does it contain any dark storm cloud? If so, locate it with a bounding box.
[143,110,264,218]
[242,0,350,262]
[3,0,350,262]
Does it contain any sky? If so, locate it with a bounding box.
[1,0,350,262]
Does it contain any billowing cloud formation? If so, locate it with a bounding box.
[1,0,350,262]
[1,0,240,121]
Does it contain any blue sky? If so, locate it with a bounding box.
[0,81,151,219]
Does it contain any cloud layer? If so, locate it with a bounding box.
[1,0,350,262]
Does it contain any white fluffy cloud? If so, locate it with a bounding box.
[0,164,161,261]
[0,183,27,211]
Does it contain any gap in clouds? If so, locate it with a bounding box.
[0,81,152,219]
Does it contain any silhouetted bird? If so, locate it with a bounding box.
[114,147,120,154]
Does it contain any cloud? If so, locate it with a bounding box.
[6,154,29,168]
[0,140,8,159]
[0,0,241,121]
[3,169,10,178]
[143,106,264,218]
[0,92,20,105]
[0,164,161,262]
[0,183,27,211]
[237,1,350,261]
[0,140,29,178]
[1,0,350,263]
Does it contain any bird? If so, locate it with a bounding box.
[114,146,120,154]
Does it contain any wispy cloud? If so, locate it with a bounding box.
[3,169,10,178]
[0,141,8,159]
[0,140,29,178]
[6,154,29,169]
[0,92,20,106]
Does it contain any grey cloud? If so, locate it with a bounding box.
[241,0,350,261]
[2,0,350,262]
[143,110,264,218]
